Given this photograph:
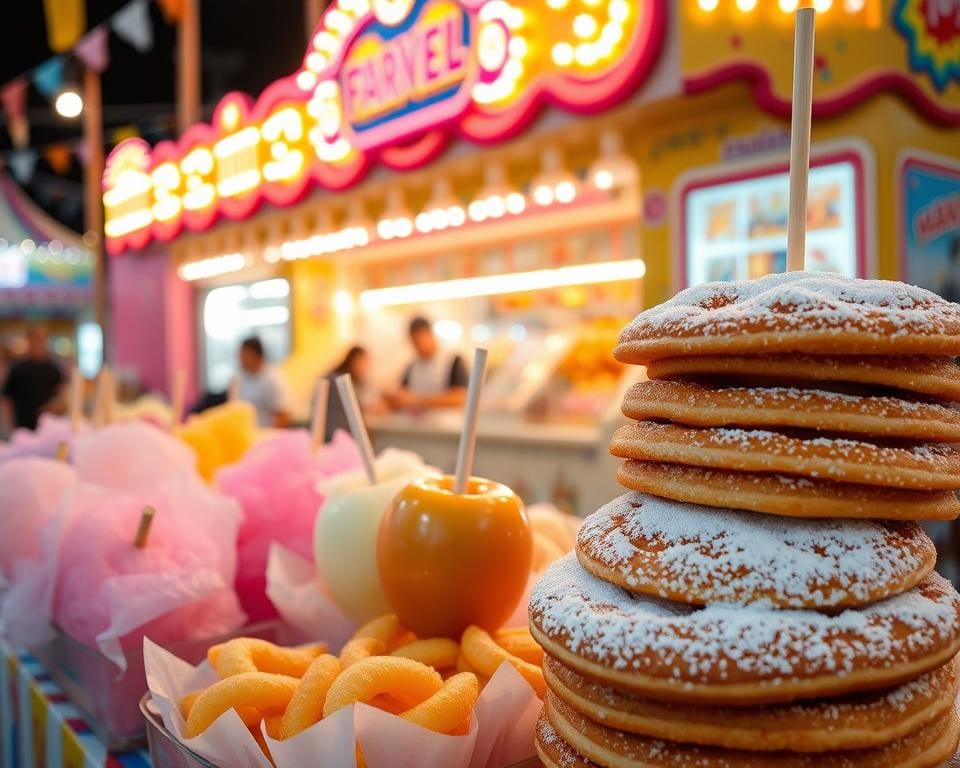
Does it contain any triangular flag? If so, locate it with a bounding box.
[73,140,91,166]
[111,0,153,53]
[7,116,30,149]
[33,58,64,98]
[0,80,29,149]
[76,26,110,73]
[110,125,139,144]
[44,144,73,174]
[42,0,86,53]
[8,150,38,184]
[156,0,187,23]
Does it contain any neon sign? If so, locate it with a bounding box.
[103,0,666,255]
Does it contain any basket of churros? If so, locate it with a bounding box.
[142,614,546,768]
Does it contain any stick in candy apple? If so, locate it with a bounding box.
[313,375,434,623]
[377,348,534,639]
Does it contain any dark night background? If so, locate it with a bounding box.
[0,1,313,234]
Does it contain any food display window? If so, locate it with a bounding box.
[200,278,292,392]
[681,150,868,287]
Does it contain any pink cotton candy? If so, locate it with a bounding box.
[51,475,245,667]
[0,457,77,578]
[0,414,77,464]
[216,429,362,622]
[72,421,197,495]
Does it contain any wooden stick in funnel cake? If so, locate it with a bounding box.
[335,373,377,483]
[454,347,489,494]
[311,377,330,452]
[787,7,815,272]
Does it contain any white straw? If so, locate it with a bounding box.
[335,373,377,484]
[170,369,187,430]
[786,7,816,273]
[68,368,84,434]
[454,347,488,494]
[311,377,330,451]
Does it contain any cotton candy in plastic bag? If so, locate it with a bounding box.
[0,457,77,579]
[72,420,197,495]
[0,414,77,464]
[50,473,245,669]
[216,429,362,621]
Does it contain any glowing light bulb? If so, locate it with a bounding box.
[555,181,576,204]
[574,14,598,37]
[593,170,614,190]
[736,0,756,10]
[843,0,864,10]
[55,90,83,118]
[468,200,489,222]
[486,195,507,218]
[505,192,526,214]
[779,0,799,10]
[697,0,719,10]
[608,0,629,23]
[552,42,574,66]
[447,206,466,226]
[813,0,831,9]
[533,185,554,206]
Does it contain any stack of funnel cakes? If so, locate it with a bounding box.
[530,272,960,767]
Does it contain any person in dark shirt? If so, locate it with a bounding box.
[1,325,64,431]
[386,316,469,411]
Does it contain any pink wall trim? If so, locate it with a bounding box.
[110,247,196,402]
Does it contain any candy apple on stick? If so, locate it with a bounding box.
[313,374,434,623]
[378,348,533,639]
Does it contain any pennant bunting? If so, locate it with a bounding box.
[72,140,91,166]
[6,116,30,149]
[75,26,110,73]
[156,0,187,23]
[8,150,38,184]
[0,80,29,149]
[110,125,140,144]
[42,0,87,53]
[111,0,153,53]
[33,58,64,98]
[44,144,73,174]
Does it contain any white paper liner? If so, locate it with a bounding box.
[144,637,541,768]
[265,543,356,650]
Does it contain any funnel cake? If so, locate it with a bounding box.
[538,695,960,768]
[575,492,936,609]
[614,272,960,365]
[610,422,960,490]
[645,354,960,401]
[621,380,960,441]
[542,654,960,752]
[529,556,960,706]
[616,460,960,520]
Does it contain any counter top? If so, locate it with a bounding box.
[368,411,604,449]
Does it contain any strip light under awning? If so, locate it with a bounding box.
[359,259,646,309]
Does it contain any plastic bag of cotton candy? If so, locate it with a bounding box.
[1,421,246,658]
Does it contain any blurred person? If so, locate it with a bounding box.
[0,325,64,431]
[386,316,468,411]
[320,345,386,441]
[234,336,290,428]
